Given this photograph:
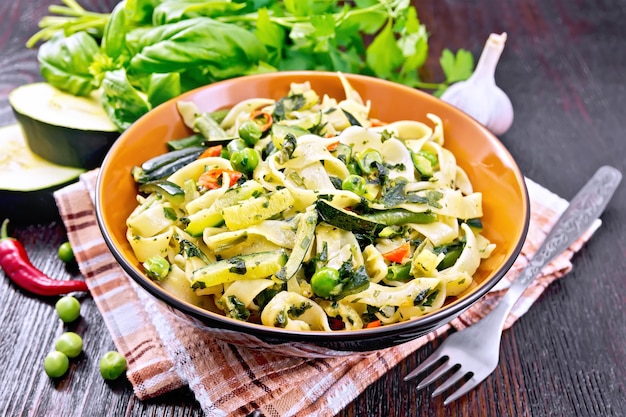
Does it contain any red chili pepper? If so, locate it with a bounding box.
[0,219,88,296]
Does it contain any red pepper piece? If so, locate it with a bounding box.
[0,219,88,296]
[381,241,411,263]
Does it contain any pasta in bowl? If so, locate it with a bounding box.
[96,71,529,354]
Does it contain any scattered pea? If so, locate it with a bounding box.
[44,351,69,378]
[230,148,260,174]
[341,174,367,196]
[238,120,262,146]
[55,295,81,323]
[310,267,341,298]
[143,256,170,281]
[99,351,127,380]
[57,241,74,263]
[55,332,83,358]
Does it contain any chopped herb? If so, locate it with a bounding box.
[225,295,250,321]
[179,239,210,263]
[341,109,362,126]
[288,302,312,318]
[228,257,247,274]
[163,207,177,221]
[422,289,440,307]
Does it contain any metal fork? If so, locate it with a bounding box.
[404,165,622,405]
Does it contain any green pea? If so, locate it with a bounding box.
[357,148,383,174]
[143,256,170,281]
[44,351,69,378]
[55,295,81,323]
[99,351,127,380]
[341,175,367,196]
[230,148,260,174]
[238,120,262,146]
[310,267,341,298]
[55,332,83,358]
[226,138,247,155]
[57,241,74,263]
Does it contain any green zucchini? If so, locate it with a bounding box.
[362,209,437,225]
[191,250,288,288]
[316,199,437,235]
[273,209,318,282]
[9,83,119,169]
[222,188,295,230]
[138,180,185,204]
[132,146,206,184]
[0,124,85,222]
[316,199,385,235]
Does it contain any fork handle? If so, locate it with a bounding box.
[495,166,621,321]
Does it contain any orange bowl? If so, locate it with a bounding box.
[96,71,529,354]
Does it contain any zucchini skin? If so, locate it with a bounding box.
[12,110,119,170]
[132,147,206,183]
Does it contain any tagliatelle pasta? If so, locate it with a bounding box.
[126,74,496,331]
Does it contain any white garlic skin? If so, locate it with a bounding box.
[441,33,514,136]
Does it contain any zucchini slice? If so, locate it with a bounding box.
[191,250,288,288]
[316,199,385,235]
[9,83,120,169]
[0,124,85,222]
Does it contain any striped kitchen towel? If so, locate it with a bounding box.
[54,169,600,417]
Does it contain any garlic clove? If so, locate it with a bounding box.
[441,32,514,136]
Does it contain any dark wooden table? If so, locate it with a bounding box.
[1,1,625,416]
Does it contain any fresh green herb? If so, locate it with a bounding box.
[228,257,247,275]
[179,239,210,263]
[27,0,474,130]
[225,295,250,321]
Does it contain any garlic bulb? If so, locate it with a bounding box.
[441,32,513,135]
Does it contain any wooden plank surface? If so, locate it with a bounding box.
[1,1,624,416]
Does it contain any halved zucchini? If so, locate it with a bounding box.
[9,83,120,169]
[0,124,85,223]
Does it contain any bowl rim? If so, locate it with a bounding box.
[95,70,530,344]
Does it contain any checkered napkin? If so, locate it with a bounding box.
[54,169,600,417]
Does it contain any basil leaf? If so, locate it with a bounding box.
[101,69,150,131]
[147,72,181,107]
[38,32,99,96]
[102,1,128,59]
[152,1,246,26]
[125,0,160,25]
[127,17,267,80]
